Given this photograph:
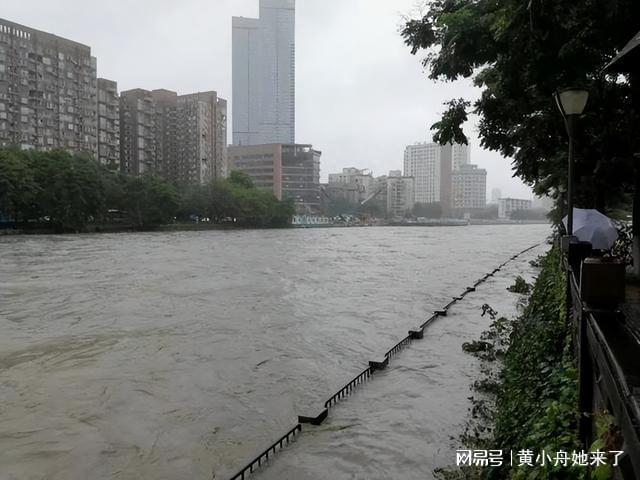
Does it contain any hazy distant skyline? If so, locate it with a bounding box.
[3,0,532,198]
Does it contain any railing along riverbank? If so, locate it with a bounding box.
[566,256,640,479]
[227,243,542,480]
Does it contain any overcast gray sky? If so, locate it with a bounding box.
[4,0,532,198]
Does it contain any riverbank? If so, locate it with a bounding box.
[0,219,550,235]
[452,244,583,479]
[0,222,245,235]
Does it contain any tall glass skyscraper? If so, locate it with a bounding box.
[232,0,295,146]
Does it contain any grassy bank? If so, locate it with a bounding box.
[448,245,584,480]
[491,245,583,479]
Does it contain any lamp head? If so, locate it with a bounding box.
[554,88,589,117]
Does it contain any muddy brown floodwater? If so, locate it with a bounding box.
[0,225,549,480]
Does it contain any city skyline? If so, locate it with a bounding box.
[1,0,533,198]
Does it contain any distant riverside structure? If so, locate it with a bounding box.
[452,164,487,211]
[232,0,295,146]
[490,188,503,205]
[386,170,415,217]
[0,18,98,157]
[120,88,228,185]
[498,198,533,219]
[0,18,228,187]
[228,143,321,212]
[326,167,374,204]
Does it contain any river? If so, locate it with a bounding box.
[0,225,549,480]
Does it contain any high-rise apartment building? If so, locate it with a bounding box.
[228,143,321,212]
[452,164,487,210]
[452,143,470,170]
[120,89,156,176]
[0,19,98,156]
[232,0,295,146]
[403,143,442,204]
[119,88,228,186]
[97,78,120,169]
[175,92,227,185]
[404,142,475,215]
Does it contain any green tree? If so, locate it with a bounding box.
[0,149,40,222]
[123,175,178,227]
[30,150,105,230]
[228,170,255,189]
[402,0,640,212]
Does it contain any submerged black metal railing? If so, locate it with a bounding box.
[385,334,412,358]
[229,424,302,480]
[421,314,439,330]
[227,243,542,479]
[325,367,373,408]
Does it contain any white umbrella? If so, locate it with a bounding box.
[563,208,619,250]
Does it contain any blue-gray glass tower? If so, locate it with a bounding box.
[232,0,295,146]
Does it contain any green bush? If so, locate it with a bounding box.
[493,246,584,479]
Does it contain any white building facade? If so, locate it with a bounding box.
[452,143,470,170]
[387,174,415,218]
[232,0,295,146]
[499,198,533,219]
[403,142,442,204]
[452,164,487,210]
[328,167,373,191]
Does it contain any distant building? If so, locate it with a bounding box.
[499,198,533,219]
[97,78,120,169]
[387,174,415,218]
[328,167,373,191]
[120,88,227,185]
[228,143,321,213]
[490,188,502,205]
[0,18,228,186]
[232,0,295,146]
[120,89,156,176]
[367,175,389,212]
[228,143,282,197]
[282,144,321,212]
[452,143,470,170]
[326,167,373,205]
[0,18,98,156]
[403,143,441,204]
[452,164,487,210]
[403,142,462,215]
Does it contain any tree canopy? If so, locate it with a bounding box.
[0,149,295,231]
[402,0,640,212]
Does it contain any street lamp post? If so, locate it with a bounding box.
[554,88,590,235]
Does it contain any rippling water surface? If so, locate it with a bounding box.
[0,225,549,479]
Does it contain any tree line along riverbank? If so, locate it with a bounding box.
[0,149,295,233]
